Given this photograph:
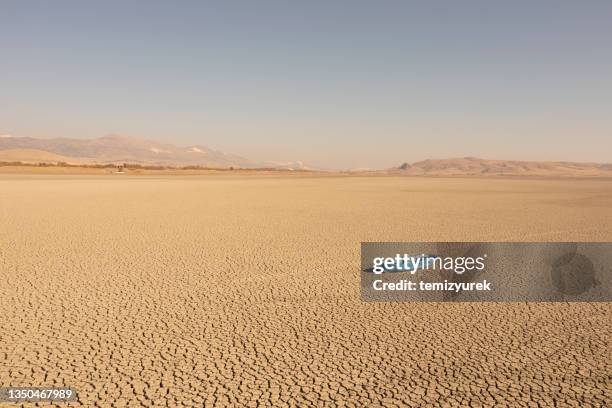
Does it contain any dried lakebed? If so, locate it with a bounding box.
[1,174,610,407]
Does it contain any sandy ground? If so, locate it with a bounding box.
[0,175,610,407]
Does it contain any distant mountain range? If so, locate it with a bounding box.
[0,134,308,170]
[391,157,612,177]
[1,135,610,176]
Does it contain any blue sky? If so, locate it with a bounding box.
[1,1,611,168]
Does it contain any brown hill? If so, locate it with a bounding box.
[393,157,612,177]
[0,135,263,168]
[0,148,90,164]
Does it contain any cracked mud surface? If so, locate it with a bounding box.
[1,175,610,407]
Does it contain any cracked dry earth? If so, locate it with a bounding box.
[0,174,610,407]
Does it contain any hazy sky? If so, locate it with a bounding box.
[1,1,611,169]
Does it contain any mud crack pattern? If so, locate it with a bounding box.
[1,175,610,407]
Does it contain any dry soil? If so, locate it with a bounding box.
[1,175,610,407]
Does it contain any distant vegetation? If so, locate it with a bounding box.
[0,161,116,168]
[0,160,309,172]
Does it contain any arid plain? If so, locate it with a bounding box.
[1,174,610,407]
